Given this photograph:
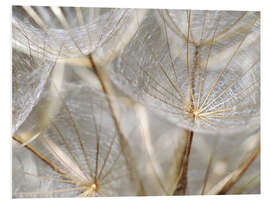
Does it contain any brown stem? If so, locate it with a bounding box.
[217,145,260,195]
[173,130,194,195]
[87,54,138,185]
[173,39,198,195]
[12,135,65,175]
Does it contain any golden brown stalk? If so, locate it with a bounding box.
[87,53,139,188]
[173,130,193,195]
[206,144,260,195]
[12,135,65,175]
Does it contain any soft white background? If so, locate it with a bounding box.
[1,0,269,202]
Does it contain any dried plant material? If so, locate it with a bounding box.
[12,47,57,133]
[228,173,260,194]
[12,7,260,198]
[12,62,190,197]
[13,77,137,197]
[12,7,147,68]
[89,55,188,195]
[206,144,260,194]
[110,9,260,134]
[187,131,260,195]
[132,104,188,195]
[109,10,260,194]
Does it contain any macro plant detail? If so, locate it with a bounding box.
[13,81,136,197]
[12,6,260,198]
[111,9,260,134]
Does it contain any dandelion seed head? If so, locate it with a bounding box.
[110,9,260,135]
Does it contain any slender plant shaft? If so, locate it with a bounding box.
[173,130,194,195]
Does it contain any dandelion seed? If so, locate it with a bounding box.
[13,79,137,197]
[110,9,260,135]
[12,6,147,67]
[12,7,260,197]
[109,9,260,195]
